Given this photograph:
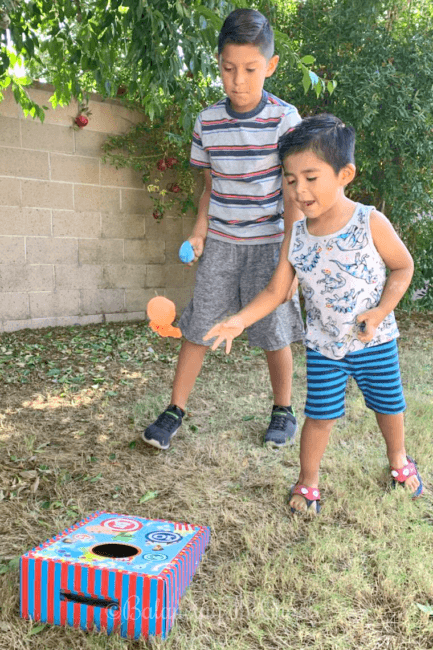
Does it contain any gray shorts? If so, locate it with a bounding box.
[178,238,304,350]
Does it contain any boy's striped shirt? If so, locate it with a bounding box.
[190,91,301,244]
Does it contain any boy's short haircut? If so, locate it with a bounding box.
[278,113,356,174]
[218,9,274,60]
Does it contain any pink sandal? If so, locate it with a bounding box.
[289,484,321,515]
[390,456,424,499]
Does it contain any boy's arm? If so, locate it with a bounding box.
[357,210,414,342]
[203,232,296,353]
[282,174,302,300]
[188,168,212,264]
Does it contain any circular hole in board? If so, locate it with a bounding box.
[91,543,141,558]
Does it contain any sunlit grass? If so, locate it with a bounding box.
[0,313,432,649]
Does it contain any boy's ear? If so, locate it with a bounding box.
[265,54,279,77]
[340,163,356,186]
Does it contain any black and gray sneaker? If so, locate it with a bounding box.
[264,406,297,448]
[142,405,184,450]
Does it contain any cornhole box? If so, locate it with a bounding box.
[20,512,210,639]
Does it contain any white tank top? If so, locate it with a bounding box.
[288,203,399,360]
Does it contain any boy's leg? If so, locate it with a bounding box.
[264,346,298,447]
[143,239,241,449]
[349,340,420,494]
[240,243,304,447]
[375,411,420,494]
[290,416,336,512]
[265,346,293,406]
[171,340,207,410]
[142,340,207,449]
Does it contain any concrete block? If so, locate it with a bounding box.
[183,264,197,286]
[75,130,108,157]
[26,237,78,264]
[21,180,74,210]
[165,240,182,264]
[101,212,145,239]
[29,290,80,318]
[0,146,49,179]
[105,311,146,324]
[0,237,25,263]
[0,207,51,236]
[82,100,144,134]
[165,287,194,313]
[53,210,101,238]
[0,293,29,320]
[124,239,165,264]
[79,239,124,264]
[100,162,144,189]
[182,217,196,239]
[50,153,100,184]
[163,216,184,241]
[124,289,157,312]
[0,178,20,206]
[55,264,104,289]
[165,263,186,288]
[144,213,168,238]
[21,121,74,153]
[74,185,120,212]
[0,87,21,118]
[26,88,77,127]
[0,117,20,147]
[81,288,125,315]
[120,188,152,215]
[103,264,146,289]
[146,263,186,288]
[0,265,54,292]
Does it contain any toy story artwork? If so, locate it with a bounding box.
[20,512,210,640]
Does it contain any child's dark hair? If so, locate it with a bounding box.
[218,9,274,60]
[278,114,356,174]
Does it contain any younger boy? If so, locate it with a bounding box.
[142,9,304,450]
[204,113,423,514]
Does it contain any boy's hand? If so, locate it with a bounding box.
[203,316,245,353]
[356,308,384,342]
[187,235,205,266]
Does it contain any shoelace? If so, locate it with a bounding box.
[269,410,290,431]
[156,410,180,432]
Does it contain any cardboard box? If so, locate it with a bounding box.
[20,512,210,639]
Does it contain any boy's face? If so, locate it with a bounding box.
[283,150,355,220]
[218,43,279,113]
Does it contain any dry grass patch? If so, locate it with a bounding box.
[0,313,432,649]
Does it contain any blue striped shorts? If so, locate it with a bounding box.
[305,340,406,420]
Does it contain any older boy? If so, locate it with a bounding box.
[143,9,304,450]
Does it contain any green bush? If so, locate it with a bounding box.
[264,0,433,309]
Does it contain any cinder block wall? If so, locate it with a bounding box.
[0,84,197,332]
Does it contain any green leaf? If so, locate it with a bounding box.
[416,603,433,615]
[301,55,315,65]
[27,624,47,636]
[139,490,158,504]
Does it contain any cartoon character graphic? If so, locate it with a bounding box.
[292,237,304,253]
[294,244,323,273]
[317,269,347,294]
[331,253,378,284]
[327,225,368,252]
[323,334,359,356]
[326,288,364,313]
[361,284,382,309]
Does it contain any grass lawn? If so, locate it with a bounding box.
[0,311,432,650]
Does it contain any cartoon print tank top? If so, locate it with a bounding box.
[288,203,399,360]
